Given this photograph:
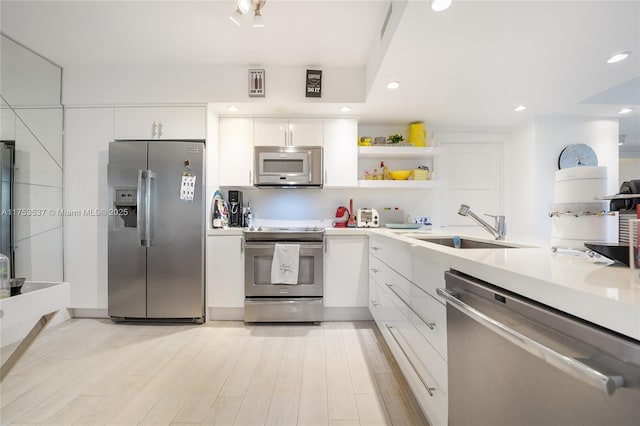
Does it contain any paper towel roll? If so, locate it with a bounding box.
[554,166,607,204]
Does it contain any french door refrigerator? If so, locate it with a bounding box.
[108,141,205,322]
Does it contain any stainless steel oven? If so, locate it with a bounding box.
[243,227,324,322]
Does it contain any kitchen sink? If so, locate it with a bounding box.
[410,236,522,249]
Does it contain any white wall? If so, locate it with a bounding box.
[510,117,619,242]
[63,107,112,310]
[63,66,365,106]
[619,157,640,183]
[219,187,437,229]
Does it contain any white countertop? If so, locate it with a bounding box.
[206,224,639,340]
[207,226,371,236]
[369,227,640,341]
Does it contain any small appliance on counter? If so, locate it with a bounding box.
[608,179,640,244]
[228,190,243,227]
[378,208,405,226]
[332,206,350,228]
[356,208,379,227]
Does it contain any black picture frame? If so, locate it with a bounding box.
[305,69,322,98]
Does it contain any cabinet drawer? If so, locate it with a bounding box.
[409,282,448,359]
[381,322,448,426]
[382,268,448,360]
[369,237,386,262]
[369,255,386,282]
[412,251,448,303]
[370,236,412,280]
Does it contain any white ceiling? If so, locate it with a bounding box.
[2,0,639,148]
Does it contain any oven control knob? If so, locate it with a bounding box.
[258,226,263,231]
[249,226,255,231]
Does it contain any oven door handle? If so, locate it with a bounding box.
[244,243,324,250]
[437,287,625,396]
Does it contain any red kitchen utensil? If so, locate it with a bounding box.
[347,198,356,227]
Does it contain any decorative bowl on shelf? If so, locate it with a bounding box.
[389,170,412,180]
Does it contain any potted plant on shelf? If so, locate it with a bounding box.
[387,134,404,144]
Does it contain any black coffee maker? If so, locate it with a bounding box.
[228,190,244,227]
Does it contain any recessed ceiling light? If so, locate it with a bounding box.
[340,106,351,112]
[386,81,400,90]
[227,106,239,112]
[432,0,452,12]
[607,51,631,64]
[618,107,633,114]
[514,105,527,112]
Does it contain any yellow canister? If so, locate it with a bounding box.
[408,122,427,147]
[359,136,372,146]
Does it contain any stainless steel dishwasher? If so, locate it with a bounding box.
[438,270,640,426]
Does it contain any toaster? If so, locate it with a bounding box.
[356,208,379,228]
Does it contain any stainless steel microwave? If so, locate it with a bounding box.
[254,146,323,187]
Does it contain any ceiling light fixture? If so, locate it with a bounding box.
[514,105,527,112]
[227,106,239,112]
[386,81,400,90]
[253,2,265,28]
[618,107,633,114]
[340,106,351,112]
[431,0,452,12]
[607,51,631,64]
[229,0,265,27]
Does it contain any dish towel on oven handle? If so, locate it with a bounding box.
[271,243,300,285]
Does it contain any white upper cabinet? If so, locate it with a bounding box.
[323,118,358,187]
[114,106,206,140]
[219,117,254,187]
[254,117,323,147]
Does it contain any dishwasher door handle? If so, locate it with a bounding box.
[436,287,625,396]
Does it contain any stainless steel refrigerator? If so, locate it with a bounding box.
[108,141,205,322]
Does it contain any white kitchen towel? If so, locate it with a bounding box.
[271,244,300,284]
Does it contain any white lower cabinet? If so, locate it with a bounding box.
[207,235,244,308]
[324,235,368,307]
[369,235,448,426]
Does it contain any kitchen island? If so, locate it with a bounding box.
[370,228,639,341]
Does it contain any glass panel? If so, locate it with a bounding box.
[263,159,304,173]
[252,255,315,285]
[0,34,63,282]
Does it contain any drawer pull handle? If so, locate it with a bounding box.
[371,268,380,273]
[371,300,379,307]
[386,283,436,330]
[371,246,381,251]
[385,324,436,397]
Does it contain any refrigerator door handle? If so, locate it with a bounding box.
[145,170,156,247]
[137,169,146,246]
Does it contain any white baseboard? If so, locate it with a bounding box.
[207,306,372,322]
[323,307,372,321]
[72,308,109,319]
[208,307,244,321]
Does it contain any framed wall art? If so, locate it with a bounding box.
[249,69,265,97]
[305,69,322,98]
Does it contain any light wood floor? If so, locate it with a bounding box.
[0,319,428,426]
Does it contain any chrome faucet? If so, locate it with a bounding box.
[458,204,506,240]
